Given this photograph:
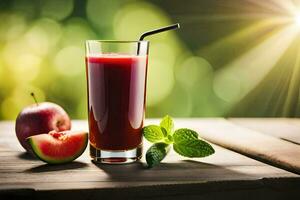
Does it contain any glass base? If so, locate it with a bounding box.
[90,144,142,164]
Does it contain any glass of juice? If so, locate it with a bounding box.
[85,40,149,164]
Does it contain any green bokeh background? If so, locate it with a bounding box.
[1,0,300,120]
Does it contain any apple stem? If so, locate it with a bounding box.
[30,92,39,106]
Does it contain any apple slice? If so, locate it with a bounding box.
[27,130,88,164]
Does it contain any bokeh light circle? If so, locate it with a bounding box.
[176,56,213,89]
[12,0,36,18]
[3,14,27,41]
[113,2,170,40]
[30,18,63,49]
[62,18,97,47]
[25,24,50,56]
[86,0,119,32]
[3,40,41,82]
[213,72,242,103]
[54,46,84,77]
[40,0,74,21]
[1,85,45,119]
[146,59,175,106]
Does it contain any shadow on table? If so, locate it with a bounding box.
[17,152,37,161]
[25,161,88,173]
[93,160,248,182]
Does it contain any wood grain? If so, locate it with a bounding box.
[0,120,299,200]
[229,118,300,144]
[182,119,300,174]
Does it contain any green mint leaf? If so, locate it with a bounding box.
[164,134,173,144]
[160,115,174,135]
[173,128,198,142]
[161,127,168,137]
[173,128,214,158]
[142,125,165,143]
[146,143,170,168]
[173,140,215,158]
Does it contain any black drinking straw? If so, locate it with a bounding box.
[137,23,180,54]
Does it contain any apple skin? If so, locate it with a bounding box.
[15,102,71,154]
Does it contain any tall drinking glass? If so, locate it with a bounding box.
[85,41,149,164]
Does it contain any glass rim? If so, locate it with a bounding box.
[86,40,149,44]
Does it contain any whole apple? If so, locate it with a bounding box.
[15,102,71,154]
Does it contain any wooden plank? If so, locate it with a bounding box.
[0,144,296,187]
[0,120,299,200]
[229,118,300,144]
[182,119,300,174]
[1,179,299,200]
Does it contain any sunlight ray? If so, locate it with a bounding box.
[246,0,299,15]
[182,13,290,22]
[198,18,288,65]
[229,53,294,117]
[273,0,299,15]
[271,66,293,116]
[213,24,300,104]
[282,43,300,116]
[264,69,290,116]
[246,0,288,13]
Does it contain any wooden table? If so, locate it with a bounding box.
[0,119,300,200]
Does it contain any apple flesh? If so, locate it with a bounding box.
[15,102,71,154]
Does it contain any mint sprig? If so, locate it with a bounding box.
[142,125,165,143]
[143,115,215,168]
[146,143,170,168]
[173,128,214,157]
[160,115,174,135]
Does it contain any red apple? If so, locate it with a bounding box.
[15,101,71,154]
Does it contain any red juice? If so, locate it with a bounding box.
[86,54,148,151]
